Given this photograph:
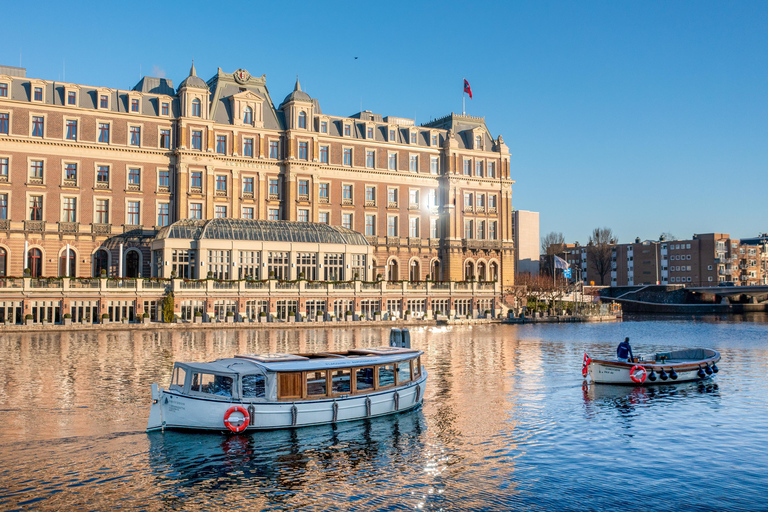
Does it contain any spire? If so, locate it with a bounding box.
[294,75,301,92]
[190,60,197,77]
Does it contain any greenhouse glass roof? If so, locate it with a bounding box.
[154,219,369,246]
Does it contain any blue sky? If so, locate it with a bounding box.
[3,1,766,244]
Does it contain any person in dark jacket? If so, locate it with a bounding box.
[617,337,634,362]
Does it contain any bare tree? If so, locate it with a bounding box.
[587,227,616,286]
[659,232,677,241]
[540,232,565,276]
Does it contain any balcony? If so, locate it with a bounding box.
[429,238,440,247]
[58,222,79,234]
[364,199,376,207]
[386,236,401,246]
[463,239,501,251]
[95,181,110,190]
[387,201,398,209]
[342,198,353,206]
[365,235,378,245]
[215,188,227,197]
[0,174,7,183]
[24,220,45,232]
[242,190,254,199]
[92,223,112,235]
[158,185,170,194]
[318,196,329,204]
[487,206,497,214]
[408,203,419,211]
[268,193,279,201]
[123,224,143,234]
[476,205,485,214]
[190,186,202,194]
[407,237,422,246]
[127,183,141,192]
[298,194,309,202]
[0,219,9,230]
[63,178,77,188]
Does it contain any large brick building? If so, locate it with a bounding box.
[0,64,513,322]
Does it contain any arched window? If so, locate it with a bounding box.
[125,251,140,278]
[489,262,498,282]
[430,260,440,282]
[0,248,6,277]
[28,248,42,277]
[477,262,487,282]
[464,261,474,281]
[409,260,420,282]
[192,98,201,117]
[93,249,109,277]
[298,111,306,129]
[59,248,77,277]
[243,106,253,124]
[388,260,399,282]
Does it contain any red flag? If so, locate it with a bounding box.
[463,79,472,99]
[582,352,592,377]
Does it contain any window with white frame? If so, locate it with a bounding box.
[298,209,310,222]
[430,156,439,174]
[409,217,419,238]
[409,155,418,172]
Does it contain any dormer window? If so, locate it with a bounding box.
[344,124,351,136]
[243,107,253,125]
[320,121,328,133]
[475,135,482,149]
[410,132,417,144]
[67,91,76,105]
[432,134,438,146]
[100,95,108,109]
[298,111,306,129]
[192,98,201,117]
[367,127,374,139]
[131,99,139,112]
[33,87,43,102]
[161,102,169,116]
[389,129,396,142]
[0,83,7,97]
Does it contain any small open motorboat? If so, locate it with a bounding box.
[147,329,426,433]
[583,348,721,385]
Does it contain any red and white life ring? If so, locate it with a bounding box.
[223,405,250,433]
[629,365,647,384]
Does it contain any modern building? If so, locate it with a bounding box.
[0,64,514,321]
[513,210,539,275]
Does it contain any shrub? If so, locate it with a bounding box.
[405,310,411,315]
[316,310,324,316]
[63,313,72,319]
[345,310,353,316]
[162,291,175,323]
[259,311,267,317]
[226,311,234,317]
[101,313,109,319]
[25,314,33,320]
[195,311,203,317]
[100,269,107,277]
[434,310,442,316]
[142,312,150,319]
[484,309,491,315]
[269,271,276,278]
[298,272,305,279]
[207,271,213,278]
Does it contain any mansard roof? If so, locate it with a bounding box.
[155,219,369,245]
[132,76,175,95]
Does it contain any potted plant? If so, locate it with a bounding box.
[374,311,381,321]
[316,310,324,322]
[359,314,366,321]
[345,310,353,321]
[226,310,235,323]
[259,311,267,323]
[194,311,203,323]
[100,268,107,278]
[288,310,296,323]
[354,272,360,281]
[405,309,412,321]
[376,273,382,282]
[143,312,150,324]
[25,313,33,325]
[101,313,110,324]
[484,309,491,319]
[269,270,276,279]
[24,268,31,278]
[63,312,72,326]
[298,271,305,280]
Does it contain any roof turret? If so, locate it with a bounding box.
[179,62,208,90]
[280,76,312,106]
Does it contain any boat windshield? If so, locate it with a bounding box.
[190,372,233,397]
[242,374,266,398]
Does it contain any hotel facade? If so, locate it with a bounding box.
[0,64,514,323]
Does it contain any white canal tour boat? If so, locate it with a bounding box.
[582,348,721,385]
[147,329,426,433]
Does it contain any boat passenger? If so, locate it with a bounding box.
[617,337,634,363]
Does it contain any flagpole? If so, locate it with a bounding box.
[462,78,465,115]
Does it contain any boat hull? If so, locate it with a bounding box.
[148,372,427,432]
[587,349,720,385]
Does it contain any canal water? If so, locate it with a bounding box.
[1,316,767,511]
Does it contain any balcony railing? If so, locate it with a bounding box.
[364,199,375,207]
[24,220,45,232]
[95,181,110,189]
[342,198,352,206]
[0,219,10,230]
[58,222,79,234]
[127,183,141,192]
[242,191,254,199]
[28,176,43,185]
[190,186,202,194]
[298,194,309,202]
[318,196,329,204]
[268,193,279,201]
[92,223,112,235]
[215,189,227,197]
[387,201,398,209]
[63,178,77,187]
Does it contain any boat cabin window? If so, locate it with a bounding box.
[191,372,233,397]
[242,374,266,398]
[171,366,187,390]
[306,371,327,397]
[355,367,374,392]
[397,361,411,384]
[412,357,421,378]
[378,364,395,389]
[331,369,351,394]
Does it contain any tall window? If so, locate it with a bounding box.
[0,193,7,219]
[131,99,139,112]
[342,213,352,229]
[432,134,438,146]
[344,124,350,136]
[62,197,77,222]
[298,141,308,160]
[388,188,398,205]
[388,153,397,170]
[97,165,110,185]
[387,216,398,237]
[243,177,254,195]
[243,138,253,157]
[343,148,352,166]
[367,127,374,139]
[192,98,201,117]
[411,132,417,144]
[0,113,8,134]
[298,111,306,128]
[0,247,6,277]
[320,145,328,163]
[298,209,309,222]
[476,161,483,177]
[489,221,497,240]
[95,199,109,224]
[389,129,396,141]
[30,160,43,180]
[298,180,309,196]
[430,218,438,238]
[320,121,328,133]
[268,208,279,221]
[67,91,76,104]
[464,220,473,239]
[34,88,43,101]
[127,201,140,225]
[410,155,418,172]
[365,215,376,236]
[463,159,471,175]
[32,116,44,137]
[160,129,171,149]
[98,123,110,143]
[128,168,141,188]
[191,171,202,189]
[366,150,375,168]
[488,161,495,178]
[65,120,77,140]
[243,107,253,124]
[242,207,254,219]
[130,126,141,146]
[269,179,279,196]
[29,196,43,220]
[93,249,109,277]
[477,220,485,239]
[319,212,329,224]
[215,205,227,218]
[343,184,353,201]
[409,217,419,238]
[0,83,8,97]
[158,170,170,189]
[216,135,226,154]
[0,158,7,180]
[65,163,77,183]
[161,102,169,116]
[489,194,497,209]
[28,248,42,277]
[99,95,108,108]
[475,135,482,149]
[319,183,329,200]
[189,203,202,219]
[216,175,227,193]
[269,140,279,159]
[365,186,375,203]
[191,130,202,150]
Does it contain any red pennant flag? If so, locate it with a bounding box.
[463,79,472,99]
[582,352,592,377]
